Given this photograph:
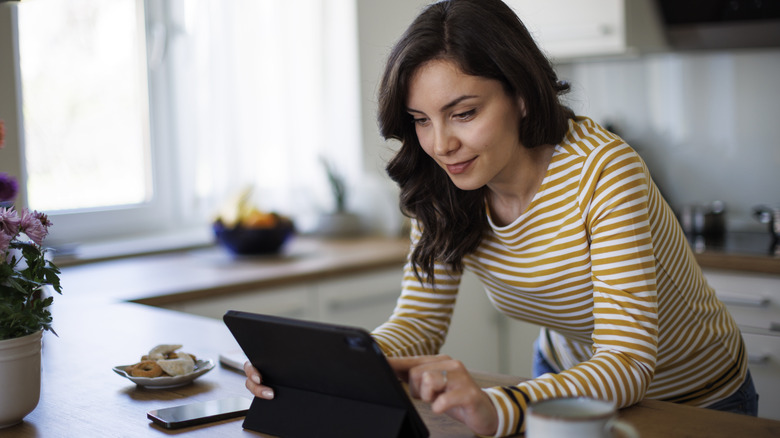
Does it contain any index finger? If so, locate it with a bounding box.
[387,354,452,373]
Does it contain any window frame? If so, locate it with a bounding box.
[2,0,368,253]
[2,0,202,248]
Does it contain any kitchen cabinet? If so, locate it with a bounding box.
[704,268,780,420]
[502,316,542,379]
[504,0,666,61]
[160,267,507,373]
[744,332,780,419]
[164,284,315,321]
[441,271,503,373]
[316,268,403,330]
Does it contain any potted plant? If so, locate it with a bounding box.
[0,121,61,427]
[314,158,362,237]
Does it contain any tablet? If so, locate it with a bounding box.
[223,310,429,438]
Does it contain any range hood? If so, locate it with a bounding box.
[657,0,780,50]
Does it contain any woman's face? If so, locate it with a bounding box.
[406,59,525,191]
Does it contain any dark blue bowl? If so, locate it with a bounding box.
[213,219,295,255]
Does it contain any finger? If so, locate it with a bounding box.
[387,354,452,373]
[430,385,498,436]
[419,369,449,402]
[243,361,275,400]
[243,360,263,385]
[407,359,459,401]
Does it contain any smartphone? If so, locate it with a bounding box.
[147,397,252,429]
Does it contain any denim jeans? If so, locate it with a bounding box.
[531,338,760,416]
[706,370,759,416]
[531,337,558,378]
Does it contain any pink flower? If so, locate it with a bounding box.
[19,209,50,246]
[0,230,11,254]
[0,207,20,236]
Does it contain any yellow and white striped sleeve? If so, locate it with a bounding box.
[371,220,462,357]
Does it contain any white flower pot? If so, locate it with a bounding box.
[0,331,42,428]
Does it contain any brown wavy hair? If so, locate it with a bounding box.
[379,0,573,281]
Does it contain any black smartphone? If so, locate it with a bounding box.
[147,397,252,429]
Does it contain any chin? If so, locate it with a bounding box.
[448,175,485,192]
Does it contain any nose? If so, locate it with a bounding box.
[432,124,459,157]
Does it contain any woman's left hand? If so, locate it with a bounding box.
[388,355,498,437]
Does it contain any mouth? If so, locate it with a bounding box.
[445,157,476,175]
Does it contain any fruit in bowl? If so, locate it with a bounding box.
[213,188,295,255]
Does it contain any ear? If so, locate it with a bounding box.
[517,97,527,118]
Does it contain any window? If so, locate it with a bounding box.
[4,0,361,249]
[19,0,151,212]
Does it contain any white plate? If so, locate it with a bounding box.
[113,358,215,388]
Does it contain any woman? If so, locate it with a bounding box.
[245,0,757,435]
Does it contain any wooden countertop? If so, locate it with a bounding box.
[690,231,780,275]
[51,231,779,318]
[695,250,780,275]
[56,236,411,307]
[55,232,779,311]
[5,295,780,437]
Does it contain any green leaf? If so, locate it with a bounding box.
[1,219,63,339]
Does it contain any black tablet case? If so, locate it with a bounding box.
[223,310,429,438]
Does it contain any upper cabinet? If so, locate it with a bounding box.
[504,0,667,62]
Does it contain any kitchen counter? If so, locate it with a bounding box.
[5,294,780,437]
[56,236,411,307]
[56,231,780,309]
[690,231,780,275]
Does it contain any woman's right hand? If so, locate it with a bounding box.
[243,361,275,400]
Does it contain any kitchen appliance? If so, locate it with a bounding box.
[680,201,726,237]
[656,0,780,50]
[753,205,780,244]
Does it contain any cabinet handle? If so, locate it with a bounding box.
[748,353,770,365]
[718,294,770,308]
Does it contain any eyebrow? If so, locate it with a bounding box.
[407,95,478,114]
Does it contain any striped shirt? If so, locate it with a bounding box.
[371,116,746,436]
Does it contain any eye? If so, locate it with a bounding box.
[453,109,476,121]
[411,116,430,127]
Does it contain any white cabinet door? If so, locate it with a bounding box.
[502,316,541,378]
[704,269,780,335]
[744,332,780,420]
[704,268,780,420]
[316,268,403,331]
[319,267,504,373]
[504,0,665,60]
[161,267,504,373]
[440,271,502,374]
[165,284,314,321]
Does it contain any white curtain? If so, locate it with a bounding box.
[165,0,362,225]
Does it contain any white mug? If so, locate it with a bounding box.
[526,397,639,438]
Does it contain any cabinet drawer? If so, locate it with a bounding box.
[165,285,313,320]
[743,332,780,420]
[704,269,780,335]
[316,268,402,330]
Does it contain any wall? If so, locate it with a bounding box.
[0,4,27,207]
[556,49,780,231]
[356,0,428,176]
[355,1,780,233]
[351,0,429,236]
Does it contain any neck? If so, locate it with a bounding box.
[487,143,556,226]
